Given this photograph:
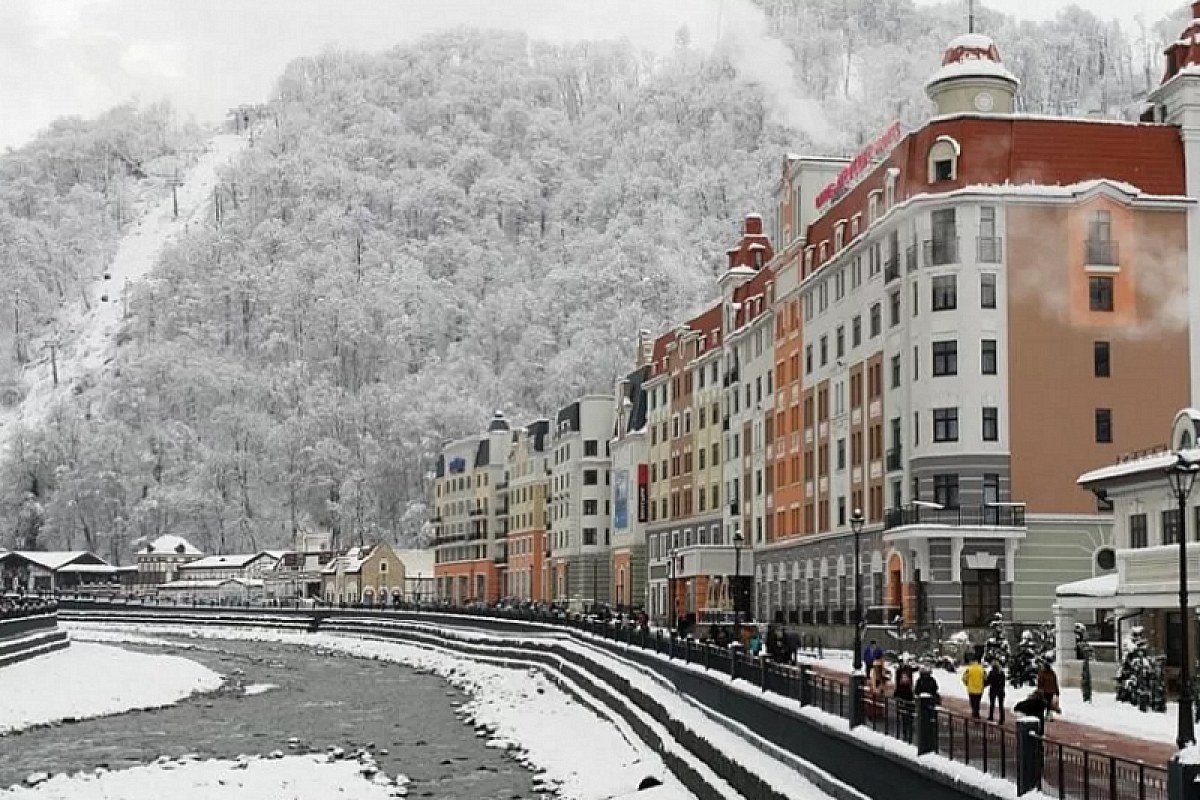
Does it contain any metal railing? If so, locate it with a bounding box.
[977,237,1003,264]
[1085,239,1119,267]
[1037,735,1167,800]
[923,237,959,267]
[883,503,1026,530]
[934,708,1016,782]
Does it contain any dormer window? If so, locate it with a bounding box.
[819,241,829,262]
[835,221,846,250]
[928,136,961,183]
[885,168,899,208]
[754,249,764,268]
[868,191,881,223]
[851,214,861,238]
[804,247,815,277]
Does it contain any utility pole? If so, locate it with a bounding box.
[968,0,975,34]
[169,166,183,220]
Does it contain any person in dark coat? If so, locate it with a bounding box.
[1014,690,1049,726]
[1037,661,1061,717]
[986,660,1007,724]
[894,658,916,741]
[915,665,941,705]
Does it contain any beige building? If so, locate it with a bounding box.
[321,541,407,605]
[134,535,203,594]
[505,420,551,602]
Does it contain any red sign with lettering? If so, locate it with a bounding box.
[637,464,649,523]
[815,121,903,210]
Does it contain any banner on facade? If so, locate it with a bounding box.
[637,464,650,523]
[614,468,629,530]
[815,121,903,211]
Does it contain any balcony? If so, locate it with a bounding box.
[922,237,959,267]
[884,253,901,283]
[885,447,902,472]
[977,236,1003,264]
[469,507,486,518]
[883,502,1026,531]
[1086,239,1119,267]
[905,243,918,272]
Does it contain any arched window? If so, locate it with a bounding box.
[1181,430,1193,450]
[928,136,961,183]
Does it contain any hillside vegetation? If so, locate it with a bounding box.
[1,0,1187,558]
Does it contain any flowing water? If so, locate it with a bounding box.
[0,636,533,798]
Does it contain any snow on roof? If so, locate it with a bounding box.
[321,545,371,574]
[141,535,202,556]
[1056,573,1118,598]
[55,563,133,574]
[7,551,98,571]
[946,32,997,51]
[926,58,1019,90]
[181,552,275,570]
[1077,448,1200,486]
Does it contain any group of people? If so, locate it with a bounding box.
[860,638,1063,733]
[961,654,1061,725]
[0,594,57,619]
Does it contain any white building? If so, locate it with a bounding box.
[547,395,614,607]
[610,341,652,611]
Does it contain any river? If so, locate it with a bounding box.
[0,636,534,798]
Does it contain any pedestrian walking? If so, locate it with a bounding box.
[894,657,916,741]
[962,655,986,719]
[915,664,941,705]
[986,659,1007,724]
[1037,660,1061,718]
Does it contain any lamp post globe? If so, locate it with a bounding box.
[1166,453,1200,750]
[850,509,866,673]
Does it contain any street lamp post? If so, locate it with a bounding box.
[733,527,745,624]
[1166,452,1200,750]
[851,509,866,673]
[667,549,676,631]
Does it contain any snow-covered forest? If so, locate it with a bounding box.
[0,1,1191,559]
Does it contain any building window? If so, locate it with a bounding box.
[982,407,999,441]
[933,408,959,442]
[933,473,959,508]
[932,275,957,310]
[889,290,901,327]
[981,339,997,375]
[805,344,813,374]
[584,469,599,485]
[852,316,862,347]
[836,326,845,358]
[962,568,1001,628]
[1095,408,1113,443]
[1086,210,1117,266]
[929,138,960,183]
[820,335,828,367]
[978,207,1001,263]
[1094,341,1111,377]
[980,273,997,309]
[1163,509,1183,545]
[1129,513,1148,548]
[584,499,598,515]
[584,440,598,457]
[583,528,597,546]
[932,340,958,376]
[869,303,881,338]
[890,354,901,389]
[1089,276,1114,312]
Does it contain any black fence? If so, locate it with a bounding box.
[1036,736,1168,800]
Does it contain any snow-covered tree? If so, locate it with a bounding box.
[983,613,1011,669]
[1115,626,1166,713]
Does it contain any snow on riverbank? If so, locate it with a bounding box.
[0,754,400,799]
[801,651,1178,745]
[65,623,696,800]
[0,642,222,735]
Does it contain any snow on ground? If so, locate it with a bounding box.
[0,754,401,799]
[800,651,1178,745]
[0,641,222,735]
[65,623,700,800]
[241,683,276,697]
[0,132,248,459]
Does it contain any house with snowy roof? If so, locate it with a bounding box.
[134,535,203,594]
[177,552,282,582]
[320,542,406,605]
[0,551,133,595]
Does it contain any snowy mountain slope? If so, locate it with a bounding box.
[0,133,248,461]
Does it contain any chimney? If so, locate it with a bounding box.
[1194,1,1200,19]
[743,213,763,236]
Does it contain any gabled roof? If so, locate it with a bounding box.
[139,535,202,556]
[181,552,279,571]
[3,551,107,571]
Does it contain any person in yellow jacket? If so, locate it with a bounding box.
[962,655,986,719]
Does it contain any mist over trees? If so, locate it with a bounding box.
[0,1,1189,558]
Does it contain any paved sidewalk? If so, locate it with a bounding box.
[806,663,1175,765]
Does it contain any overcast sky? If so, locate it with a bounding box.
[0,0,1187,152]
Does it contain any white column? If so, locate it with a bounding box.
[1053,602,1075,684]
[1183,127,1200,407]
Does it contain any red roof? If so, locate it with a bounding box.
[1163,2,1200,83]
[804,116,1185,268]
[732,265,774,331]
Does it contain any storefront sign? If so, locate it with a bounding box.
[815,121,903,211]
